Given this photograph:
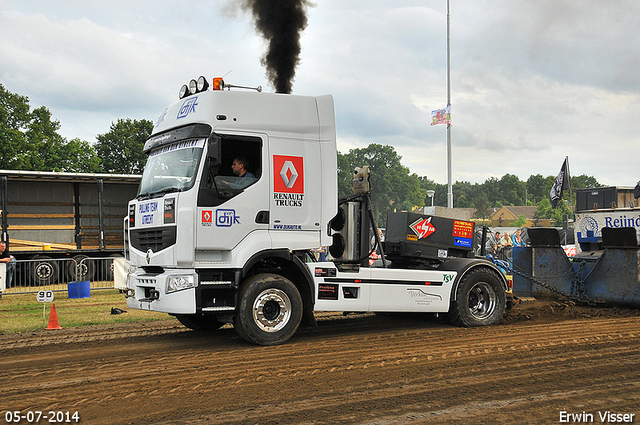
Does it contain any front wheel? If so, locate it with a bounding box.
[234,273,303,346]
[448,267,506,327]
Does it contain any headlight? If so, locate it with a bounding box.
[166,275,195,293]
[179,84,189,99]
[189,79,198,95]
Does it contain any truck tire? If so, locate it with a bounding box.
[67,255,95,282]
[448,267,506,327]
[234,273,303,346]
[31,256,59,286]
[175,314,224,331]
[106,253,123,281]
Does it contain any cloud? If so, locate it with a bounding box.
[0,3,265,140]
[1,0,639,188]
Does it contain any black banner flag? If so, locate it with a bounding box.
[550,157,570,208]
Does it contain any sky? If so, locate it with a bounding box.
[1,0,639,188]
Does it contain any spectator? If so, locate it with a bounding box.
[512,229,525,247]
[501,232,514,259]
[0,241,16,290]
[491,231,502,255]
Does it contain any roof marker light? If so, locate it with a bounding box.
[212,78,225,91]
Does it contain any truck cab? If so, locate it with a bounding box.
[126,78,337,344]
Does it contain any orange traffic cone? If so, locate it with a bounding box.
[46,303,62,330]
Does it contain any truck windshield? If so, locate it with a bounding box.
[138,139,204,198]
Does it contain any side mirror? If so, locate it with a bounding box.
[207,135,221,167]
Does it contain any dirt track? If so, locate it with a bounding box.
[2,300,640,425]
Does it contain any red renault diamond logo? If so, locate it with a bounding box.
[410,217,436,239]
[280,160,298,188]
[273,155,304,194]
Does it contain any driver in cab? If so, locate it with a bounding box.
[231,156,257,189]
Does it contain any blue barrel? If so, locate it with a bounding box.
[68,281,90,298]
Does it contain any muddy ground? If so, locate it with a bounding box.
[2,299,640,424]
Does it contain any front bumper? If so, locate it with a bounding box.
[125,268,197,314]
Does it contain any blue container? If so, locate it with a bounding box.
[68,281,90,299]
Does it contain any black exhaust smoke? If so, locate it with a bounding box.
[241,0,312,94]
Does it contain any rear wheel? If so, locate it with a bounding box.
[67,255,95,281]
[234,273,302,346]
[448,267,506,327]
[175,314,224,331]
[31,256,59,285]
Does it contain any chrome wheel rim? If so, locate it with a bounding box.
[252,288,292,332]
[468,282,497,320]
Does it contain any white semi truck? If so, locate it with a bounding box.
[124,76,510,345]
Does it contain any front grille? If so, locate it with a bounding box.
[130,226,177,252]
[135,276,157,286]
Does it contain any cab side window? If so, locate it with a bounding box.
[198,134,262,207]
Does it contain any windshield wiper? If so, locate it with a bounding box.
[137,187,181,200]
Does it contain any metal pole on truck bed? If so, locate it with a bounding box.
[1,175,8,246]
[74,183,82,249]
[97,179,106,250]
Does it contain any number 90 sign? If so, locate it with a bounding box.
[37,290,54,303]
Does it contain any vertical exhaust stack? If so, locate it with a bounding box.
[241,0,312,94]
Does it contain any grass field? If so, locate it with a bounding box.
[0,290,169,334]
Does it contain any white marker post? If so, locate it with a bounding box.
[37,290,55,326]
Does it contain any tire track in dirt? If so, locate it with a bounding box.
[1,313,639,424]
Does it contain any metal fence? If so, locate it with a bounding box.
[2,256,122,294]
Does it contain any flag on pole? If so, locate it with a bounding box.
[430,106,451,126]
[550,157,570,208]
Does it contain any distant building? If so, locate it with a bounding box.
[414,206,471,221]
[490,206,551,227]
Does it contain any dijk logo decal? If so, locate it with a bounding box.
[273,155,304,194]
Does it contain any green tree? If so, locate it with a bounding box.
[0,84,99,172]
[456,193,471,208]
[0,84,30,169]
[498,174,525,206]
[480,177,502,207]
[339,144,425,225]
[535,198,572,226]
[336,151,353,196]
[572,174,600,190]
[24,106,76,171]
[526,174,547,205]
[511,215,527,227]
[452,181,475,208]
[473,195,492,221]
[58,138,101,173]
[95,118,153,174]
[418,176,438,205]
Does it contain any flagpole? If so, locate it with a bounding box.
[566,156,572,213]
[446,0,453,208]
